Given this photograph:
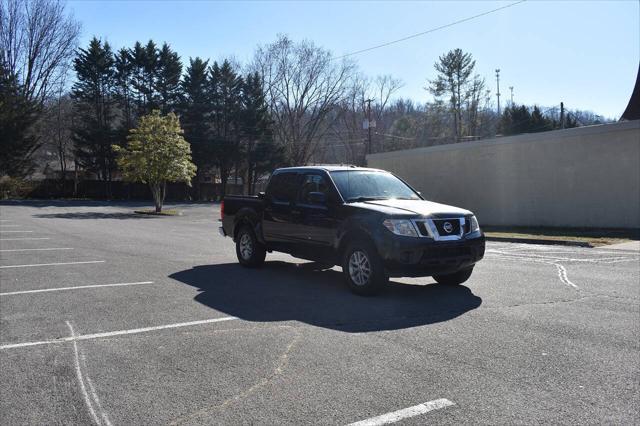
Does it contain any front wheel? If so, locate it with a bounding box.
[433,266,474,285]
[235,225,266,268]
[342,242,387,296]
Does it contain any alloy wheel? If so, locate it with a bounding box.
[348,250,371,286]
[239,232,253,260]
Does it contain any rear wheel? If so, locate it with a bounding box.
[235,225,266,267]
[342,242,387,296]
[433,266,474,285]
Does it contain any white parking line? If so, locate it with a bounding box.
[505,244,637,257]
[0,247,74,253]
[486,252,581,289]
[0,281,154,296]
[347,399,455,426]
[0,237,50,241]
[486,249,638,264]
[0,316,238,350]
[0,260,105,269]
[0,230,33,233]
[602,258,640,263]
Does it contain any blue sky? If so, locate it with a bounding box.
[67,0,639,118]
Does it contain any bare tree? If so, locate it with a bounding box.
[371,74,403,152]
[41,89,73,184]
[372,74,403,122]
[329,73,367,164]
[329,73,403,164]
[0,0,80,105]
[464,75,489,138]
[253,35,356,165]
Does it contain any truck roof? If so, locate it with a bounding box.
[274,165,385,173]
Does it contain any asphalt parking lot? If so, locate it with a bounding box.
[1,201,638,425]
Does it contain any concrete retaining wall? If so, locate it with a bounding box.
[366,120,640,229]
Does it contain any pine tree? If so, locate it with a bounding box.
[208,60,242,197]
[499,104,530,135]
[530,106,553,132]
[428,49,476,140]
[156,43,182,113]
[241,72,280,194]
[114,47,135,130]
[71,37,117,197]
[115,40,181,127]
[129,40,159,114]
[0,59,40,177]
[499,104,555,135]
[180,57,211,197]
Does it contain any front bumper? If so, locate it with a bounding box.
[377,232,485,277]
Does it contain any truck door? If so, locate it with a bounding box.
[294,172,340,258]
[262,172,302,247]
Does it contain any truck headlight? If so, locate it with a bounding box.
[383,219,418,237]
[469,215,480,233]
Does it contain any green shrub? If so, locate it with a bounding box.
[0,176,34,199]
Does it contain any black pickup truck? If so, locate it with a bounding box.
[220,166,485,295]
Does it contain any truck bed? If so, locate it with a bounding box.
[221,195,265,238]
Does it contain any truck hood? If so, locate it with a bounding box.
[351,199,472,217]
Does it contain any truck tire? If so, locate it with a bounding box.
[342,241,387,296]
[236,225,266,268]
[433,266,474,285]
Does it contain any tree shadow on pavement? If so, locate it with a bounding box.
[169,261,482,333]
[32,212,158,220]
[0,200,151,208]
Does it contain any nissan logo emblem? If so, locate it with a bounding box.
[443,221,453,233]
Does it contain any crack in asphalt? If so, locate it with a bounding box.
[168,325,302,425]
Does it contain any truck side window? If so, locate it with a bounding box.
[299,174,331,204]
[268,172,299,204]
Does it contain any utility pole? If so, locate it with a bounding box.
[560,102,565,129]
[364,98,374,155]
[509,86,514,105]
[495,69,501,116]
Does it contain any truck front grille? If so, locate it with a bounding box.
[432,219,461,236]
[415,221,430,237]
[412,217,465,241]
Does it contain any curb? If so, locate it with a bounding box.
[485,236,592,247]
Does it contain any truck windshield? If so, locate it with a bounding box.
[330,170,420,202]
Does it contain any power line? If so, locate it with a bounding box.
[332,0,527,61]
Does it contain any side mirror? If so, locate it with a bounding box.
[258,191,265,199]
[308,192,327,205]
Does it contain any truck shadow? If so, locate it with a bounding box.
[169,261,482,333]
